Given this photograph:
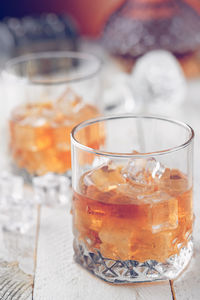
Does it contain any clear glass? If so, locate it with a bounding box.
[71,115,194,284]
[2,51,102,178]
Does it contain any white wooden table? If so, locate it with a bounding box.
[1,64,200,300]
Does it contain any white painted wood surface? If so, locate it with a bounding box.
[0,214,37,300]
[171,91,200,300]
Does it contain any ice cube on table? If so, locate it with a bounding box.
[33,173,71,207]
[131,50,186,112]
[3,201,36,234]
[0,172,36,234]
[0,171,24,208]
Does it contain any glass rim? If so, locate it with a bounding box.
[3,51,102,85]
[71,114,194,158]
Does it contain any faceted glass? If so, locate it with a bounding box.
[71,115,194,283]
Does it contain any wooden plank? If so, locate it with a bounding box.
[156,94,200,299]
[171,116,200,300]
[0,260,33,300]
[0,207,38,300]
[34,207,173,300]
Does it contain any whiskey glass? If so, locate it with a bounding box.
[3,51,101,177]
[71,115,194,283]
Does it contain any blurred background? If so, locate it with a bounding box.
[0,0,200,141]
[0,0,200,78]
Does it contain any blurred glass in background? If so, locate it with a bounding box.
[0,13,78,66]
[1,0,200,75]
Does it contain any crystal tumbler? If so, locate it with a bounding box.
[71,115,194,283]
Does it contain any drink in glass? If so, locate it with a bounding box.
[3,52,101,176]
[71,115,194,283]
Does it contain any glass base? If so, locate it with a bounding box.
[74,239,193,284]
[11,163,72,184]
[11,163,34,183]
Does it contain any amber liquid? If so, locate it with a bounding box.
[9,98,101,175]
[73,164,193,262]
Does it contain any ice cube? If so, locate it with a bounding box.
[11,105,29,123]
[0,172,35,234]
[112,183,141,204]
[75,205,104,234]
[99,223,133,260]
[56,88,82,115]
[11,123,52,151]
[33,173,71,207]
[83,162,125,194]
[58,87,80,103]
[145,158,166,179]
[59,176,71,205]
[139,191,178,233]
[122,157,165,188]
[30,117,48,127]
[122,158,146,184]
[92,156,110,168]
[160,168,188,196]
[131,230,174,262]
[0,172,24,207]
[18,115,48,128]
[3,200,36,234]
[41,106,55,122]
[131,50,186,112]
[13,103,51,127]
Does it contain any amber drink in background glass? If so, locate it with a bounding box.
[71,115,194,284]
[3,52,101,177]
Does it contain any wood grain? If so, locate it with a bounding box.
[0,261,33,300]
[171,105,200,300]
[0,201,38,299]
